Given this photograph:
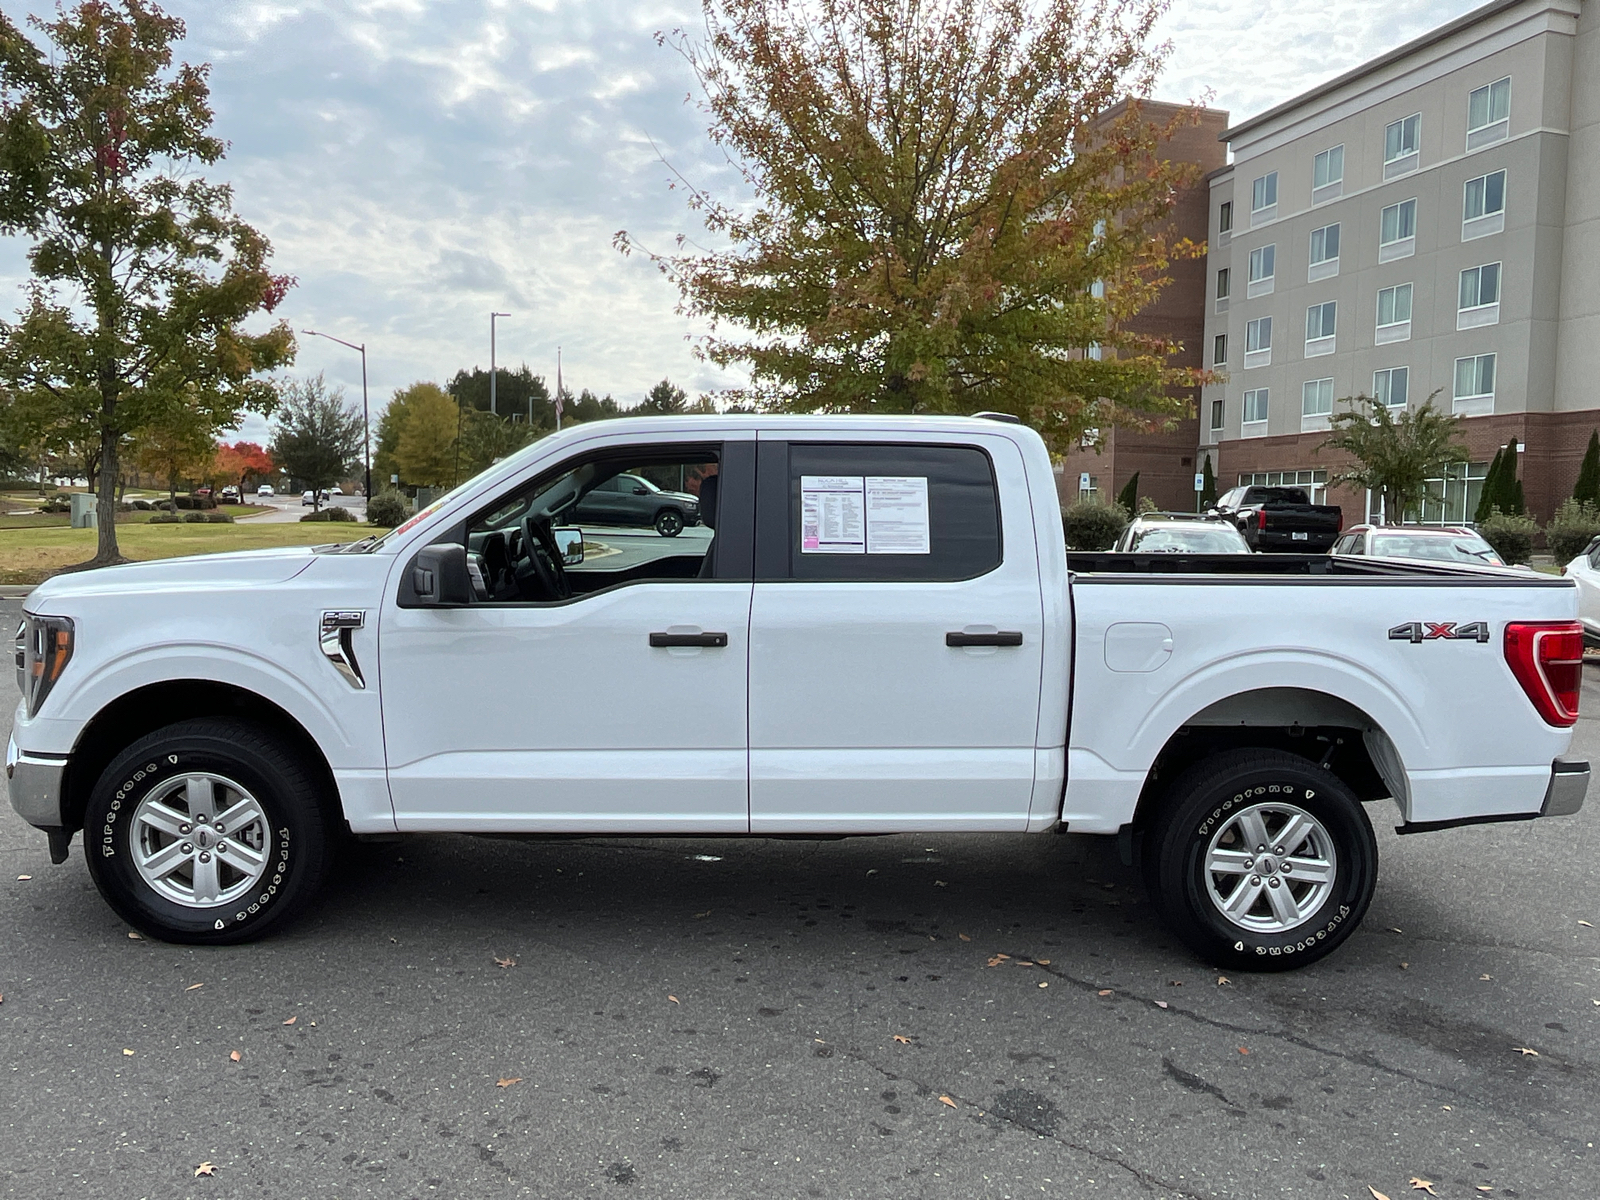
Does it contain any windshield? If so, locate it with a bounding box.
[1127,524,1250,553]
[1369,532,1503,565]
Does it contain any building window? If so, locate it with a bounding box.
[1079,474,1098,501]
[1308,223,1340,281]
[1301,377,1335,430]
[1384,113,1421,178]
[1458,262,1501,329]
[1241,469,1328,505]
[1305,301,1337,356]
[1374,366,1409,409]
[1247,244,1275,297]
[1467,77,1511,150]
[1380,198,1417,261]
[1218,200,1232,233]
[1313,145,1344,202]
[1418,462,1490,525]
[1215,267,1230,312]
[1213,332,1228,365]
[1089,279,1105,299]
[1463,169,1506,239]
[1245,317,1272,368]
[1375,283,1413,343]
[1242,388,1269,434]
[1250,171,1278,225]
[1210,399,1224,431]
[1453,352,1496,415]
[1086,342,1102,361]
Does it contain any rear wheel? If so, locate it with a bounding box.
[1142,748,1377,970]
[84,719,339,944]
[655,508,684,537]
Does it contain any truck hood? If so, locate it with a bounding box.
[24,545,324,609]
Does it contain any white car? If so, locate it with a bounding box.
[301,490,330,506]
[256,485,274,497]
[328,486,343,496]
[1113,514,1252,554]
[1332,524,1506,567]
[6,416,1589,969]
[1563,535,1600,644]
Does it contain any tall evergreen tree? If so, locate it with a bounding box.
[1199,453,1217,509]
[1575,430,1600,506]
[1474,446,1504,523]
[1115,472,1140,514]
[1499,438,1524,515]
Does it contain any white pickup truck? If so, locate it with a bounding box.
[7,416,1590,968]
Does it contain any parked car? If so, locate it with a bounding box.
[220,486,240,503]
[1113,514,1252,554]
[328,486,343,496]
[8,416,1588,971]
[570,471,701,537]
[1562,535,1600,645]
[301,490,330,506]
[1210,486,1344,552]
[193,487,213,498]
[256,485,275,497]
[1332,524,1506,567]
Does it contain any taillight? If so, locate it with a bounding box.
[1504,621,1583,727]
[1336,512,1344,532]
[1257,509,1267,530]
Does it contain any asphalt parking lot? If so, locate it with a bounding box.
[1,594,1597,1200]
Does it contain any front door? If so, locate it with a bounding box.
[378,436,755,832]
[747,435,1044,832]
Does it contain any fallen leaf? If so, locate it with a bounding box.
[496,1077,522,1088]
[494,955,516,969]
[1475,1187,1494,1193]
[938,1095,956,1109]
[282,1017,296,1026]
[1388,927,1403,934]
[1368,1188,1392,1200]
[1155,1000,1169,1009]
[194,1162,216,1177]
[1410,1179,1437,1195]
[1168,980,1184,987]
[1238,1047,1250,1055]
[1035,958,1050,965]
[933,880,947,887]
[16,874,31,881]
[866,869,878,876]
[229,1051,241,1063]
[1442,1105,1452,1111]
[122,1048,134,1056]
[892,1034,912,1044]
[667,995,679,1005]
[958,933,971,942]
[1038,982,1048,988]
[986,956,1007,968]
[186,983,204,991]
[1479,974,1493,981]
[1580,920,1594,928]
[1097,989,1113,997]
[127,931,142,940]
[1399,962,1410,970]
[1512,1046,1539,1057]
[1217,976,1231,986]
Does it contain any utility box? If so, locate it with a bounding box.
[69,493,97,529]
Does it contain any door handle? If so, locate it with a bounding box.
[649,631,729,648]
[946,630,1023,647]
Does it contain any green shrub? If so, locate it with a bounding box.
[300,505,357,523]
[182,510,207,523]
[1062,500,1129,550]
[1477,507,1538,565]
[148,512,181,524]
[205,510,233,523]
[173,494,216,510]
[129,498,154,510]
[1544,498,1600,563]
[365,489,409,527]
[40,492,72,513]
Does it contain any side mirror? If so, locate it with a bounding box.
[632,485,649,495]
[410,543,470,605]
[553,527,584,566]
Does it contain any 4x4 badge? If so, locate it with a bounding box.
[1388,621,1491,643]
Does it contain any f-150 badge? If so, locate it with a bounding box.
[1388,621,1490,643]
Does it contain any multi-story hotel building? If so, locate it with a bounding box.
[1199,0,1599,525]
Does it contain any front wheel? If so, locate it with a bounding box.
[655,508,684,537]
[84,718,339,944]
[1142,748,1377,971]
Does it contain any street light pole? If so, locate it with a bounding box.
[301,329,370,499]
[490,312,511,416]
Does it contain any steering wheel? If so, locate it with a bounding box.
[516,513,571,601]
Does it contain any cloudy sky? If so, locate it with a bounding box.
[0,0,1473,441]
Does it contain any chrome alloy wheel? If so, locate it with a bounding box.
[1202,801,1338,933]
[130,774,271,908]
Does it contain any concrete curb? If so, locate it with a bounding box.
[0,585,35,598]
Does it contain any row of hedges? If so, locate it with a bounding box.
[300,505,358,523]
[1479,500,1600,566]
[149,510,233,524]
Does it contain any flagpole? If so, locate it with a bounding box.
[555,347,563,430]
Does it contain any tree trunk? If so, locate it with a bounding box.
[94,418,120,564]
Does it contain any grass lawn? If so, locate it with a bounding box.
[0,522,375,585]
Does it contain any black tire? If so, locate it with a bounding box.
[1142,748,1377,971]
[83,718,339,945]
[655,508,684,537]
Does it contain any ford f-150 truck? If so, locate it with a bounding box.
[6,416,1589,969]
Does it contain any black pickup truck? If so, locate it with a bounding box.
[1210,485,1344,552]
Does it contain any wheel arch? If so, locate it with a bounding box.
[60,680,342,837]
[1127,686,1409,836]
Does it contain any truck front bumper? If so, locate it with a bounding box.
[6,733,66,829]
[1542,758,1589,817]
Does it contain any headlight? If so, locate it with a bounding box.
[16,614,73,718]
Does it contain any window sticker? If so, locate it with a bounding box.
[865,476,930,554]
[800,475,865,553]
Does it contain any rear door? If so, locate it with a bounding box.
[747,433,1045,832]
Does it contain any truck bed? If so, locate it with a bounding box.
[1066,552,1567,584]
